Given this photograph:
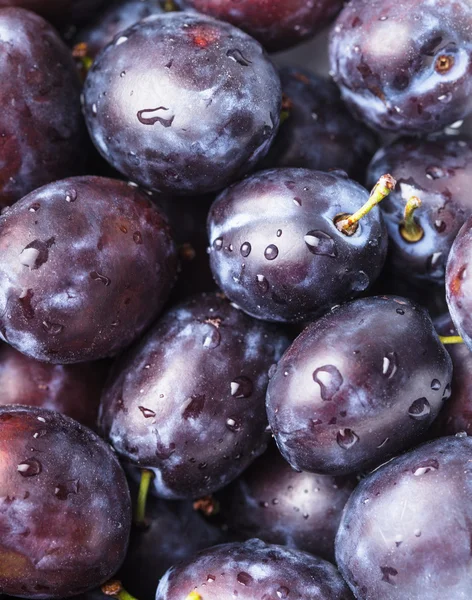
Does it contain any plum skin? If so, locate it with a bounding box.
[156,539,354,600]
[0,343,109,428]
[336,436,472,600]
[0,8,89,210]
[208,168,387,323]
[0,176,177,364]
[266,296,452,475]
[218,444,357,561]
[0,406,131,599]
[83,12,281,196]
[99,293,289,499]
[176,0,344,52]
[329,0,472,134]
[367,136,472,285]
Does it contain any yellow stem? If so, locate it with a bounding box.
[101,580,139,600]
[439,335,464,345]
[400,196,424,242]
[135,469,154,526]
[336,174,396,235]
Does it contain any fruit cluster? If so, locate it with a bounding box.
[0,1,471,600]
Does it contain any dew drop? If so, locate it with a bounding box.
[230,376,253,398]
[137,107,175,127]
[425,166,445,180]
[115,36,128,45]
[264,244,279,260]
[213,238,223,251]
[413,459,439,476]
[396,308,405,315]
[226,49,252,66]
[337,429,359,450]
[256,274,269,294]
[431,379,441,390]
[133,231,143,245]
[304,230,337,257]
[442,383,452,400]
[313,365,343,401]
[42,321,64,335]
[352,270,369,292]
[240,242,251,257]
[29,203,40,212]
[226,417,240,432]
[202,324,221,349]
[237,572,253,586]
[382,352,398,378]
[381,566,398,585]
[90,271,111,286]
[414,529,422,537]
[92,103,97,115]
[20,238,55,270]
[54,479,79,500]
[276,229,282,237]
[17,459,42,477]
[276,587,290,599]
[65,189,77,203]
[138,406,156,418]
[408,398,431,420]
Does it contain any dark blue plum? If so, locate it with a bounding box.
[330,0,472,134]
[266,296,452,475]
[367,136,472,285]
[83,12,281,195]
[156,539,354,600]
[208,168,388,323]
[337,436,472,599]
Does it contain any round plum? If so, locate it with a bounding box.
[155,539,354,600]
[0,0,106,25]
[329,0,472,134]
[264,67,378,180]
[83,12,281,195]
[367,136,472,285]
[0,176,177,364]
[99,293,289,499]
[0,8,89,210]
[336,435,472,600]
[208,168,388,323]
[0,405,131,598]
[0,343,109,429]
[266,296,453,475]
[175,0,344,52]
[219,444,357,561]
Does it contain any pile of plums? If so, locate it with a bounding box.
[1,1,472,599]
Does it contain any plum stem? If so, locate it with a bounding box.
[439,335,464,344]
[72,43,93,75]
[336,174,396,236]
[164,0,178,10]
[400,196,424,242]
[135,468,154,526]
[186,593,202,600]
[102,580,139,600]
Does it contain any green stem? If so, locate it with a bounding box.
[336,174,396,236]
[101,581,139,600]
[439,335,464,345]
[400,196,424,242]
[185,593,202,600]
[135,469,154,526]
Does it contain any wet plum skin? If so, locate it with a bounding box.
[120,484,226,600]
[83,12,282,196]
[336,436,472,600]
[367,136,472,286]
[329,0,472,134]
[266,296,452,476]
[208,168,388,323]
[99,293,289,500]
[73,0,167,61]
[0,406,131,599]
[175,0,344,52]
[0,8,90,210]
[155,539,354,600]
[264,67,378,181]
[0,176,177,364]
[218,444,357,562]
[0,343,110,429]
